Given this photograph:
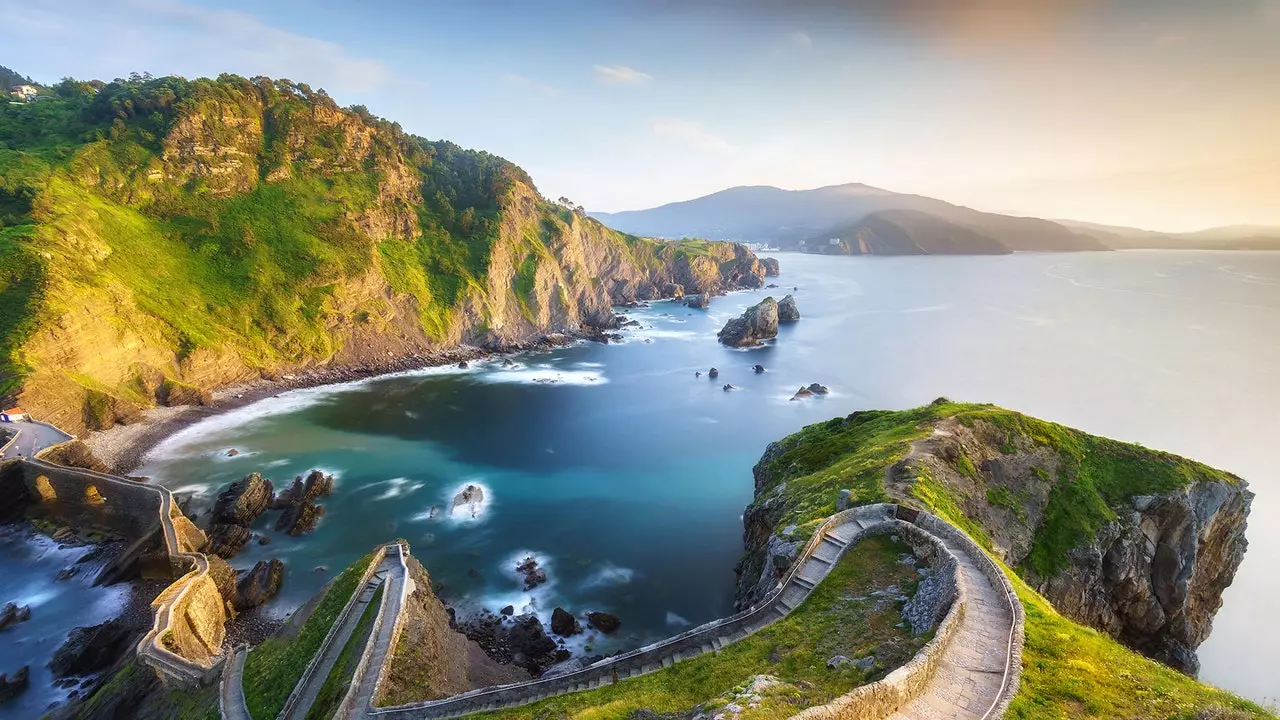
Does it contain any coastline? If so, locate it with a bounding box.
[84,333,590,475]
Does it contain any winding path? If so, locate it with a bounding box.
[888,529,1017,720]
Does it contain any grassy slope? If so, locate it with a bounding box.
[752,400,1270,719]
[242,552,374,720]
[0,77,739,407]
[65,658,219,720]
[466,536,926,720]
[305,583,384,720]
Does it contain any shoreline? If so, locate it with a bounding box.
[86,333,594,475]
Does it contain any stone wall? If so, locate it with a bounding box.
[18,458,165,540]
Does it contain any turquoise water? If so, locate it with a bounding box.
[135,251,1280,703]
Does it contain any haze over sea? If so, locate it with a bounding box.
[138,251,1280,704]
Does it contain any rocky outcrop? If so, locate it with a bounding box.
[458,612,564,676]
[203,523,252,559]
[0,666,28,705]
[515,556,548,591]
[37,441,110,474]
[0,603,30,631]
[235,559,284,610]
[683,294,709,309]
[211,473,274,526]
[717,297,779,347]
[761,257,780,277]
[275,500,325,536]
[451,484,484,519]
[49,617,133,678]
[778,294,800,321]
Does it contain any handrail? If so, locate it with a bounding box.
[366,504,897,717]
[278,545,391,720]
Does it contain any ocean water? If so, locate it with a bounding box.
[132,251,1278,703]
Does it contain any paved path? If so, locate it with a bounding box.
[888,531,1015,720]
[346,543,412,716]
[282,552,397,720]
[219,646,251,720]
[1,420,72,460]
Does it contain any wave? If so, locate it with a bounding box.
[581,563,636,588]
[368,477,425,501]
[474,366,606,387]
[666,611,691,628]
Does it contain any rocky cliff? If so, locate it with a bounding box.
[0,75,768,433]
[736,402,1251,676]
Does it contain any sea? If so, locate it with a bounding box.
[3,250,1276,713]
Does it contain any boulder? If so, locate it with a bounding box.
[236,559,284,610]
[515,556,548,591]
[276,500,325,536]
[761,257,781,277]
[683,294,710,309]
[586,611,621,634]
[790,386,813,401]
[211,473,274,526]
[753,364,765,374]
[807,383,830,395]
[0,603,30,631]
[226,448,240,457]
[661,282,685,298]
[722,384,736,392]
[49,618,132,678]
[301,470,335,502]
[550,607,581,636]
[507,614,560,673]
[0,666,28,704]
[203,523,252,558]
[708,368,719,379]
[458,360,469,369]
[502,359,516,368]
[778,295,800,322]
[500,605,515,617]
[717,297,779,347]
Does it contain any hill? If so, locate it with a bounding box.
[593,183,1276,254]
[0,73,769,433]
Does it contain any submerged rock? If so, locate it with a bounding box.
[451,484,485,519]
[717,297,779,347]
[708,368,719,379]
[500,605,515,617]
[586,611,621,634]
[753,364,765,374]
[778,294,800,322]
[723,384,736,392]
[807,383,830,395]
[236,559,284,610]
[684,294,710,309]
[276,501,325,536]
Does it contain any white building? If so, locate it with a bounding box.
[10,84,37,101]
[1,407,27,422]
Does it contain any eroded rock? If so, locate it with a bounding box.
[236,559,284,610]
[211,473,274,526]
[586,611,621,634]
[778,294,800,322]
[717,297,779,347]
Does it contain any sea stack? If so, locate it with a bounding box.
[717,297,779,347]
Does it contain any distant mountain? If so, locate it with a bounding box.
[591,183,1105,254]
[592,183,1276,254]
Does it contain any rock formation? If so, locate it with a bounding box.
[49,618,133,678]
[276,500,325,536]
[459,612,563,676]
[760,257,781,276]
[550,607,581,636]
[515,556,548,591]
[236,559,284,610]
[0,603,30,631]
[684,294,710,309]
[717,297,779,347]
[777,294,800,321]
[203,523,252,559]
[451,484,485,519]
[0,666,28,704]
[211,473,274,526]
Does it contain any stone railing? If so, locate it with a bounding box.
[912,512,1026,719]
[277,544,393,719]
[341,542,415,717]
[17,451,223,685]
[363,504,910,719]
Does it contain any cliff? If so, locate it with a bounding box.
[0,75,768,434]
[736,401,1254,713]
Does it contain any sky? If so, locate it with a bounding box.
[3,0,1279,232]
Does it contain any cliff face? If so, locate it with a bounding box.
[0,75,767,433]
[736,403,1252,676]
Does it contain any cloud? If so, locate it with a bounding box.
[786,30,813,47]
[652,118,737,155]
[2,0,395,95]
[594,64,653,85]
[502,73,559,98]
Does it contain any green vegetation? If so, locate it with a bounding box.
[474,535,929,720]
[757,400,1268,719]
[243,552,374,720]
[66,658,219,720]
[306,584,384,720]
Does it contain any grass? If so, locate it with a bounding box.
[66,658,220,720]
[466,535,928,720]
[242,552,374,720]
[306,583,384,720]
